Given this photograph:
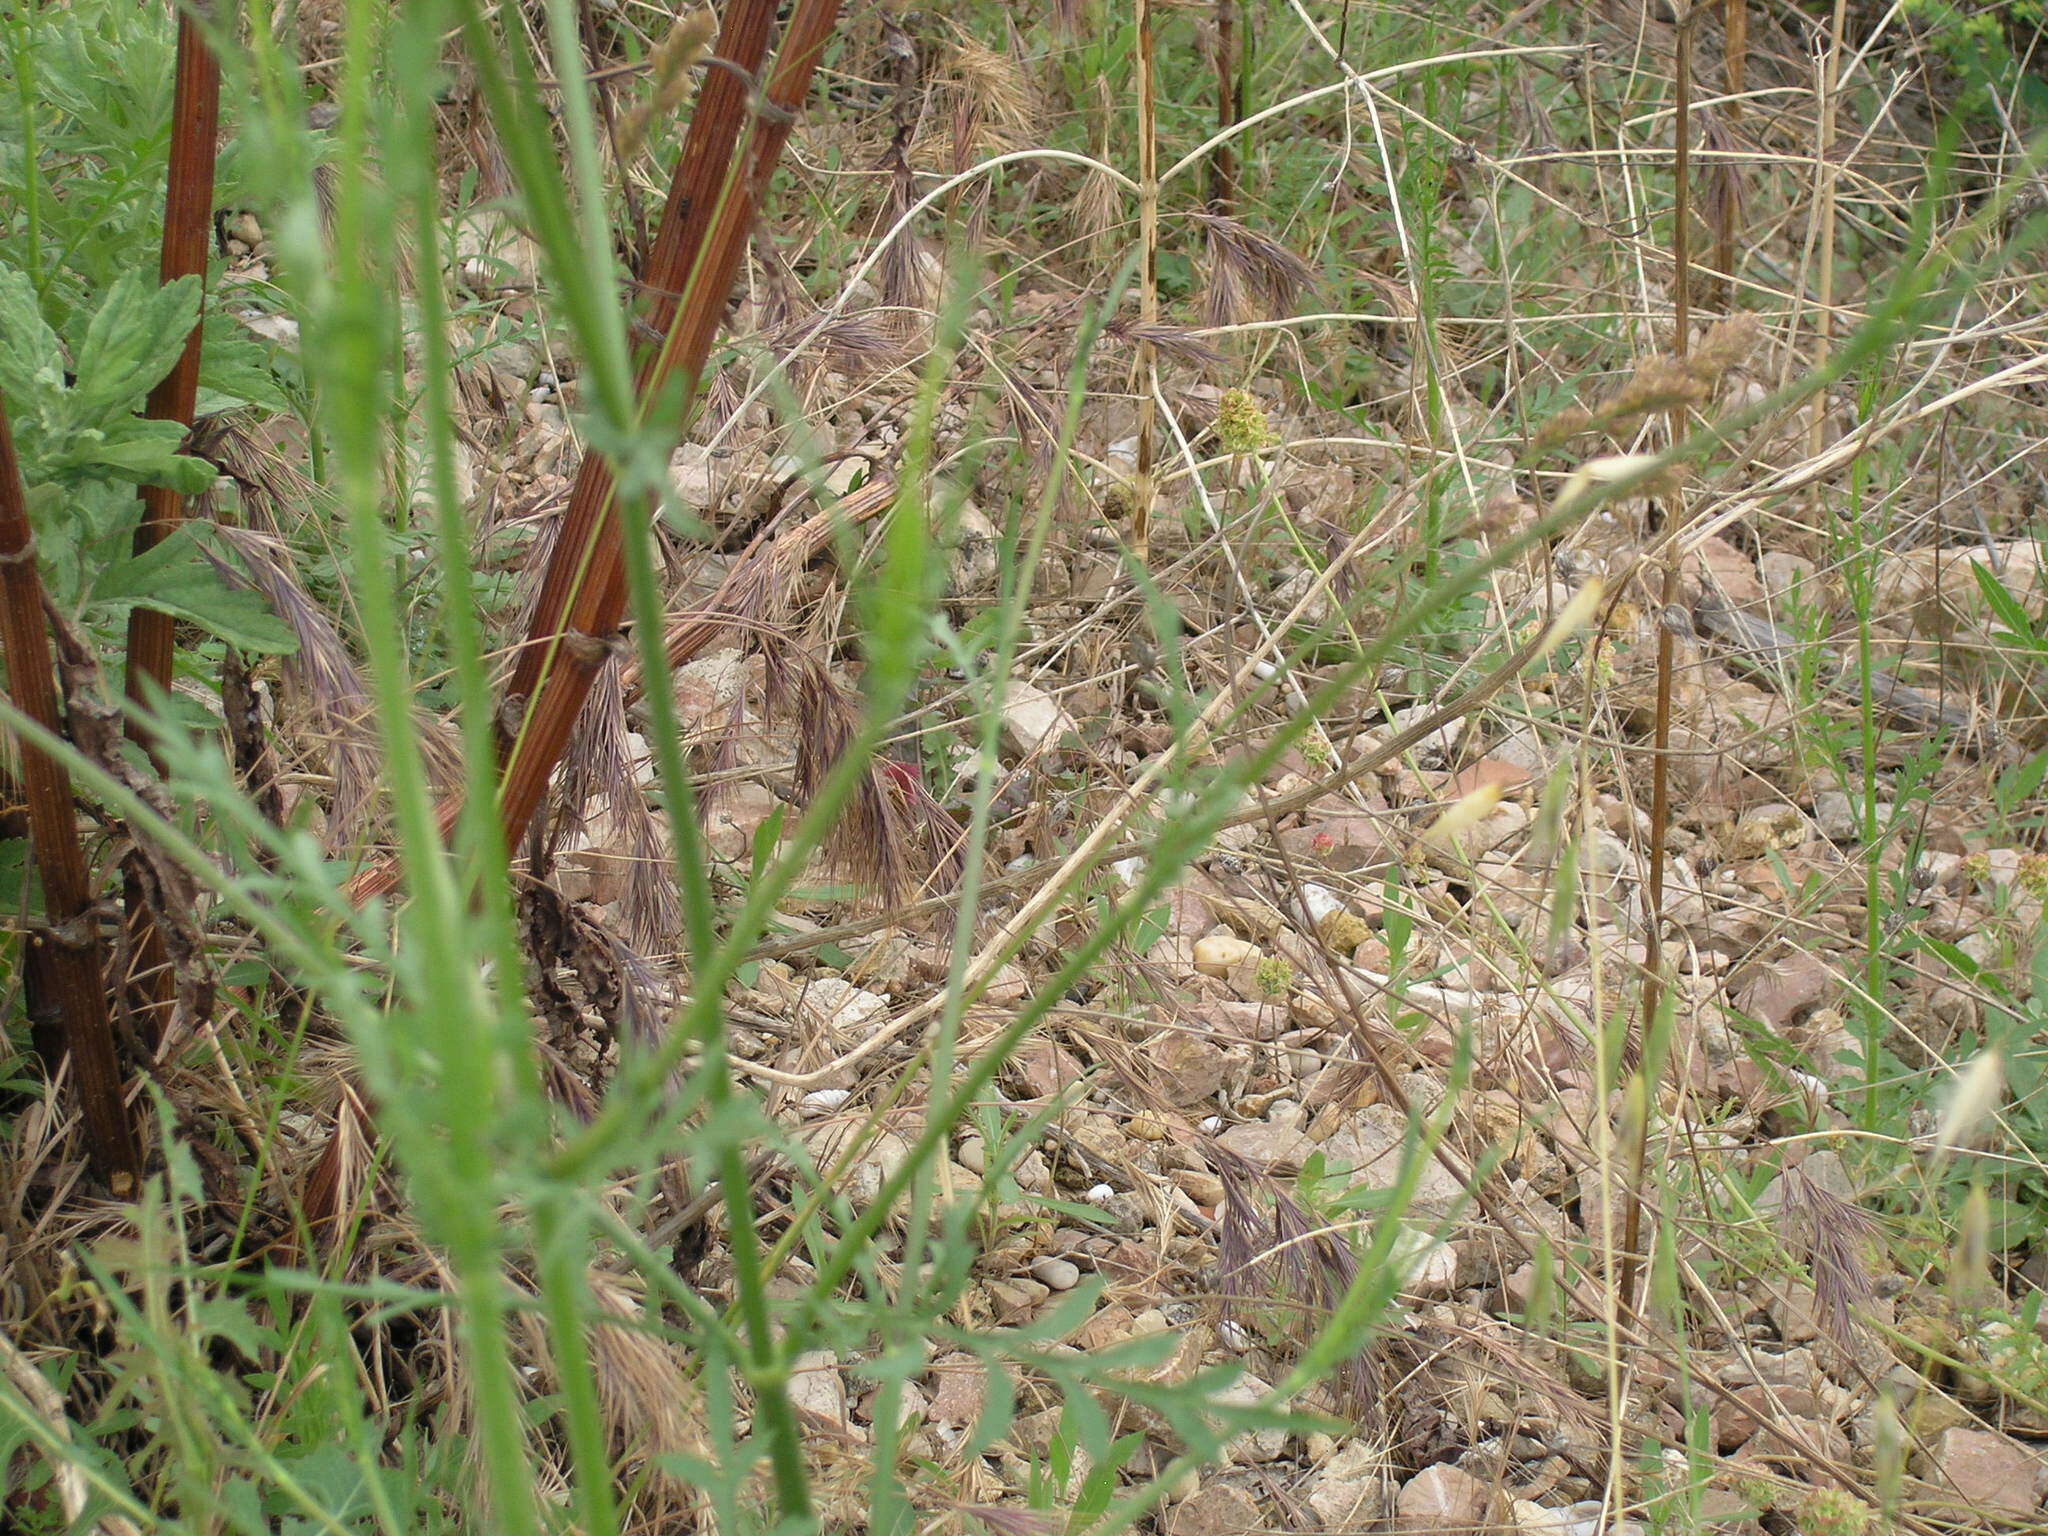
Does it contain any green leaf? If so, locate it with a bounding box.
[1974,562,2048,658]
[91,524,297,653]
[1068,1428,1143,1526]
[199,307,290,415]
[191,1294,271,1363]
[1129,900,1171,954]
[0,264,68,402]
[53,416,218,492]
[69,269,200,412]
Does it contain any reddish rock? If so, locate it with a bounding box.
[1927,1427,2044,1516]
[1216,1117,1313,1170]
[923,1354,986,1426]
[1148,1029,1232,1106]
[1397,1462,1497,1530]
[1684,534,1768,610]
[1168,1483,1262,1536]
[1714,1385,1825,1455]
[1730,949,1836,1030]
[1010,1039,1087,1100]
[1280,813,1400,875]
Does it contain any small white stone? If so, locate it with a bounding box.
[1193,934,1258,976]
[1301,883,1345,923]
[999,680,1077,757]
[1030,1256,1082,1291]
[1085,1183,1117,1205]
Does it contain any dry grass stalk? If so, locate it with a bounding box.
[1618,1,1700,1324]
[1212,1147,1377,1413]
[1724,0,1747,118]
[1534,315,1758,451]
[208,519,462,845]
[1698,108,1744,309]
[1778,1166,1877,1354]
[1131,0,1160,561]
[944,34,1037,169]
[0,392,142,1191]
[584,1270,707,1476]
[1195,211,1314,330]
[0,1327,143,1535]
[1808,1,1848,461]
[620,474,966,899]
[297,1078,374,1255]
[1073,79,1122,256]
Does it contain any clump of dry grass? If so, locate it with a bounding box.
[1535,314,1761,452]
[1195,211,1316,329]
[1776,1164,1879,1354]
[612,8,717,168]
[1212,1146,1377,1414]
[582,1270,710,1528]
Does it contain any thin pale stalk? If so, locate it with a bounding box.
[1132,0,1158,561]
[0,392,142,1193]
[1617,2,1696,1323]
[1809,0,1846,459]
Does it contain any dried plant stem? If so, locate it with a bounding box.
[1616,2,1697,1324]
[1131,0,1159,562]
[1809,0,1847,461]
[1210,0,1240,213]
[495,0,842,847]
[505,0,776,715]
[0,393,142,1193]
[1723,0,1746,119]
[122,4,220,703]
[349,0,844,907]
[120,3,221,1040]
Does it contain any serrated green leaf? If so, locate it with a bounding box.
[198,307,289,414]
[91,524,297,653]
[191,1294,271,1363]
[0,263,68,402]
[69,269,200,412]
[53,416,218,493]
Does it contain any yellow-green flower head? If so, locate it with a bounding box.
[1217,387,1276,454]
